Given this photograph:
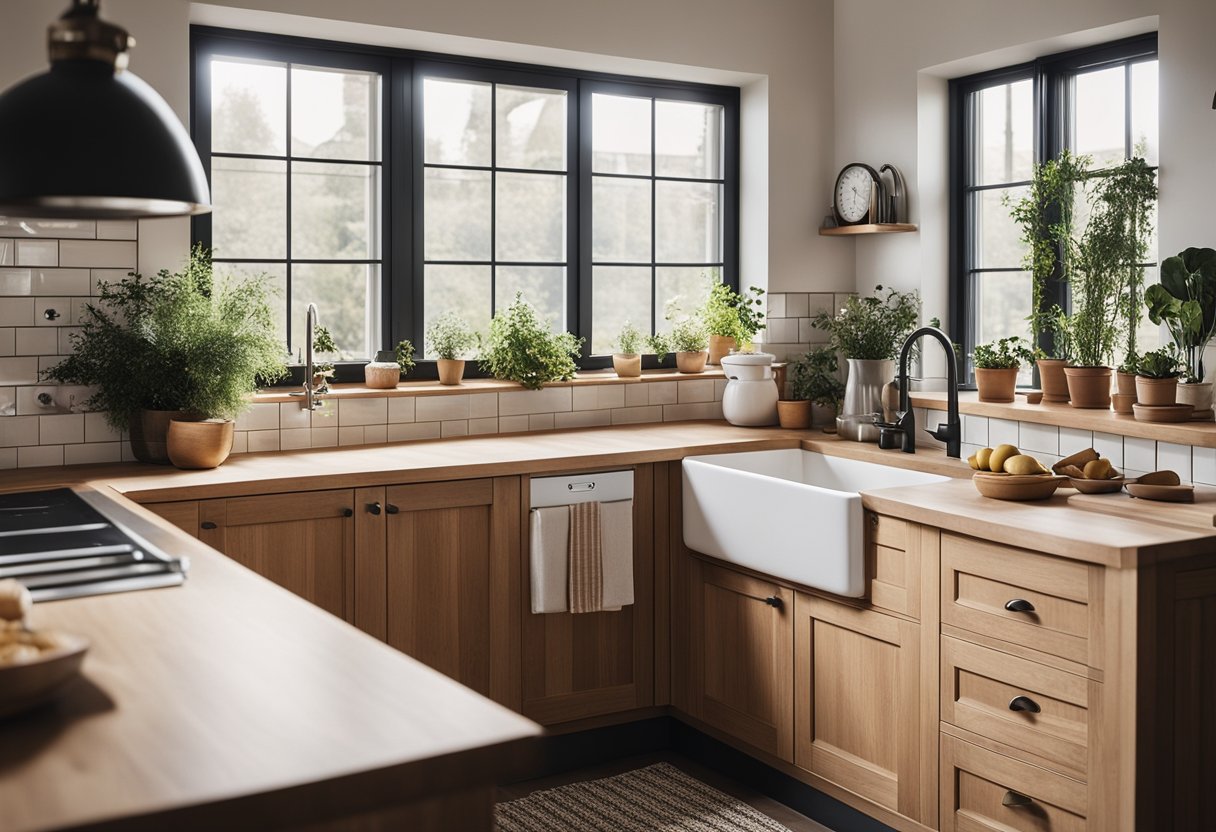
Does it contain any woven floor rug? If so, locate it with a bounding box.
[495,762,793,832]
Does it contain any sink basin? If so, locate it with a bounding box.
[682,449,949,597]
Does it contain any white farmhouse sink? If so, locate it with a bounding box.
[682,449,949,597]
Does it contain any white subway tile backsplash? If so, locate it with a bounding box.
[987,418,1019,447]
[83,412,120,442]
[0,448,14,469]
[15,327,57,355]
[0,269,32,295]
[469,392,497,419]
[678,379,715,403]
[663,402,723,421]
[247,430,280,452]
[386,421,441,442]
[1058,427,1094,457]
[1124,436,1156,473]
[338,397,389,426]
[18,444,63,467]
[280,428,311,450]
[29,269,90,296]
[554,410,612,429]
[1093,431,1124,467]
[767,294,786,318]
[34,297,71,327]
[1193,447,1216,485]
[611,405,663,425]
[0,298,34,326]
[528,413,555,431]
[1019,422,1059,455]
[0,357,38,385]
[310,427,338,448]
[416,394,468,422]
[784,294,809,318]
[497,415,529,433]
[0,387,13,416]
[39,413,83,445]
[338,426,365,447]
[648,381,677,405]
[96,220,138,240]
[0,329,13,357]
[64,442,121,465]
[279,402,311,430]
[0,218,94,238]
[767,318,799,343]
[0,415,39,446]
[624,384,649,407]
[1157,442,1192,482]
[363,424,387,444]
[59,239,136,268]
[388,396,416,423]
[961,414,988,446]
[468,417,499,435]
[499,386,571,416]
[0,240,11,266]
[16,239,57,267]
[441,420,469,438]
[235,402,279,432]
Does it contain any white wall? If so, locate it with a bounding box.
[0,0,850,294]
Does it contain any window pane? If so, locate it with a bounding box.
[976,186,1027,269]
[592,177,651,262]
[976,79,1032,185]
[496,172,565,262]
[211,157,286,260]
[496,85,567,171]
[1074,66,1126,169]
[424,265,491,351]
[592,266,651,354]
[656,267,716,334]
[215,262,288,352]
[423,78,492,166]
[1130,61,1158,164]
[656,100,722,179]
[497,266,565,329]
[974,270,1032,385]
[655,181,721,263]
[592,93,651,175]
[291,66,380,161]
[424,168,491,260]
[292,162,379,260]
[1133,266,1162,355]
[211,58,286,156]
[291,263,380,359]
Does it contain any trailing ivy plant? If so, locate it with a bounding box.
[44,245,287,430]
[789,346,845,408]
[701,280,766,345]
[811,285,920,360]
[394,340,416,376]
[479,292,582,390]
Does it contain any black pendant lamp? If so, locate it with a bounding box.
[0,0,210,218]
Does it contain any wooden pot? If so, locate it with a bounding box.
[707,335,736,365]
[1135,375,1179,407]
[612,353,642,378]
[1063,366,1111,409]
[1037,359,1071,403]
[1115,371,1138,397]
[776,400,811,429]
[436,358,465,386]
[167,418,235,470]
[676,351,708,374]
[129,409,190,464]
[974,367,1019,403]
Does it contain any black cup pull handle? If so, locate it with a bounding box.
[1002,790,1033,808]
[341,508,353,518]
[1008,695,1041,713]
[763,596,783,610]
[367,502,382,515]
[1005,598,1036,613]
[385,504,399,514]
[201,521,217,530]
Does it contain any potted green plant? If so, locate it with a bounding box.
[785,346,845,429]
[611,321,668,378]
[972,337,1032,403]
[700,280,766,364]
[44,245,287,466]
[1134,346,1184,408]
[480,293,582,390]
[1147,247,1216,415]
[811,285,918,438]
[426,312,479,385]
[1007,150,1088,403]
[668,316,709,374]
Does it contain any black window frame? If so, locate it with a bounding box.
[949,32,1158,388]
[190,26,740,381]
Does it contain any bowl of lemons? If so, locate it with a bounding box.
[1050,448,1125,494]
[969,443,1064,501]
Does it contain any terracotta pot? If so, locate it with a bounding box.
[1136,375,1179,406]
[707,335,736,365]
[776,400,812,429]
[676,351,708,374]
[612,353,641,378]
[1115,371,1138,397]
[1064,366,1112,409]
[436,358,465,386]
[1037,359,1071,403]
[974,367,1019,403]
[1111,393,1136,415]
[1177,380,1214,414]
[167,418,235,470]
[129,409,190,464]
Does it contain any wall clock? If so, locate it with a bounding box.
[833,162,881,226]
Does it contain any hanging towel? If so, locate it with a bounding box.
[599,499,634,611]
[568,501,604,613]
[530,506,570,614]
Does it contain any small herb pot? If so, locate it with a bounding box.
[776,400,811,429]
[707,335,736,365]
[1136,375,1179,406]
[1037,359,1071,404]
[167,418,235,470]
[612,353,642,378]
[1063,366,1112,409]
[1115,371,1138,397]
[1111,392,1136,414]
[974,367,1019,403]
[676,350,708,374]
[436,358,465,386]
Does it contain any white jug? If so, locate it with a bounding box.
[720,353,778,426]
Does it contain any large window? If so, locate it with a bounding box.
[950,34,1158,384]
[192,29,738,374]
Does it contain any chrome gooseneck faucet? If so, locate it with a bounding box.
[301,303,324,412]
[877,326,961,458]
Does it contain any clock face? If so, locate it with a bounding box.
[835,165,874,223]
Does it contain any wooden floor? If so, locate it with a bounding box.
[496,751,834,831]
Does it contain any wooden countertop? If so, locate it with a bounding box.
[0,487,539,832]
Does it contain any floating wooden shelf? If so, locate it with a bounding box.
[819,223,918,236]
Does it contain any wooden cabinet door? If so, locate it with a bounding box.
[144,500,199,537]
[521,465,655,725]
[385,477,520,710]
[794,592,930,823]
[199,490,355,621]
[685,557,794,761]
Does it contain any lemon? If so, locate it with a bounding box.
[976,447,993,470]
[1004,454,1047,475]
[988,444,1019,473]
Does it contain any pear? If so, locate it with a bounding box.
[988,444,1020,473]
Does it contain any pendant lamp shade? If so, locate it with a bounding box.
[0,1,210,219]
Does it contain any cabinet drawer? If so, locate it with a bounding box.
[941,637,1091,781]
[870,512,908,550]
[941,734,1087,832]
[941,534,1099,668]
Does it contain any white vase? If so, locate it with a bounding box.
[720,353,778,426]
[1178,381,1214,414]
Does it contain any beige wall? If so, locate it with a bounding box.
[0,0,850,294]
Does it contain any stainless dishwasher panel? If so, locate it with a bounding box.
[530,470,634,508]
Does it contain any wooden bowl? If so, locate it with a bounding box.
[1132,403,1193,423]
[973,472,1063,501]
[1067,476,1126,494]
[0,630,89,718]
[1125,482,1195,503]
[167,419,235,469]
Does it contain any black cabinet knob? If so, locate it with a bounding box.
[385,503,399,514]
[367,502,382,515]
[341,508,353,518]
[1002,790,1033,808]
[763,595,783,610]
[1008,695,1041,713]
[200,521,217,530]
[1004,598,1036,613]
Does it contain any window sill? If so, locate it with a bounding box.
[910,391,1216,449]
[253,367,727,403]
